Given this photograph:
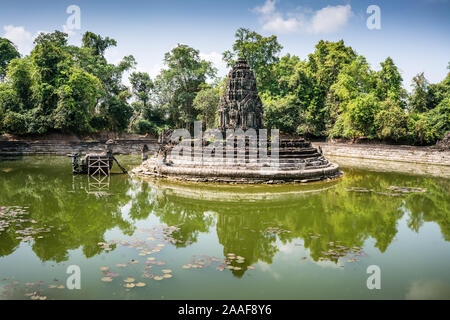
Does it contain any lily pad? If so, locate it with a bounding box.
[123,277,135,283]
[135,282,146,287]
[101,277,113,282]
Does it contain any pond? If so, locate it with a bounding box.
[0,156,449,300]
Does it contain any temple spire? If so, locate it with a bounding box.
[218,59,264,131]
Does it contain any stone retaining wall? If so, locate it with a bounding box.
[313,142,450,166]
[0,139,158,156]
[2,139,449,169]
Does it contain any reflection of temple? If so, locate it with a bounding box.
[218,58,264,131]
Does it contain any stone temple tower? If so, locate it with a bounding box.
[218,58,264,131]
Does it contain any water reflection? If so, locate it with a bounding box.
[0,158,135,262]
[147,170,450,277]
[0,157,449,280]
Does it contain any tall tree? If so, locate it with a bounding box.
[193,84,221,129]
[155,44,216,129]
[375,57,406,103]
[223,28,282,93]
[129,72,153,130]
[82,32,117,57]
[409,72,431,113]
[303,40,357,136]
[0,38,20,81]
[130,72,153,107]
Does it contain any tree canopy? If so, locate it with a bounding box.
[0,28,448,145]
[0,38,20,81]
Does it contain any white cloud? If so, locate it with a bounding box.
[253,0,353,34]
[2,23,81,57]
[2,25,52,55]
[262,14,302,33]
[309,5,353,34]
[2,25,33,55]
[254,0,277,15]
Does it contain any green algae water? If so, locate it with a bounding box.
[0,155,449,300]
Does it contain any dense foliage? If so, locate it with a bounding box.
[0,29,448,145]
[0,31,137,135]
[258,40,449,144]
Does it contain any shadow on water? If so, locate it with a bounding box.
[0,156,449,279]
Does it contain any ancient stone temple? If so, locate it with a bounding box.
[218,58,264,131]
[132,59,341,184]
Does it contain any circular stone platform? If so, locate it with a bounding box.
[133,160,341,184]
[132,138,342,184]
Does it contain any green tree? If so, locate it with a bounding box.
[7,57,34,109]
[267,54,300,97]
[327,56,377,136]
[347,93,380,139]
[1,111,27,135]
[375,98,408,141]
[409,73,432,113]
[53,68,101,133]
[82,32,117,57]
[0,38,20,81]
[129,72,153,131]
[0,30,137,135]
[223,28,283,93]
[130,72,153,107]
[302,40,358,136]
[102,92,133,132]
[264,94,302,133]
[30,31,71,131]
[155,44,216,129]
[193,84,220,129]
[375,57,406,103]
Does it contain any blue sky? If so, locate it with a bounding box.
[1,0,449,90]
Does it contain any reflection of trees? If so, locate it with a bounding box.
[0,158,134,262]
[150,190,215,248]
[152,170,450,277]
[0,229,19,258]
[405,178,450,241]
[216,210,278,278]
[127,180,216,247]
